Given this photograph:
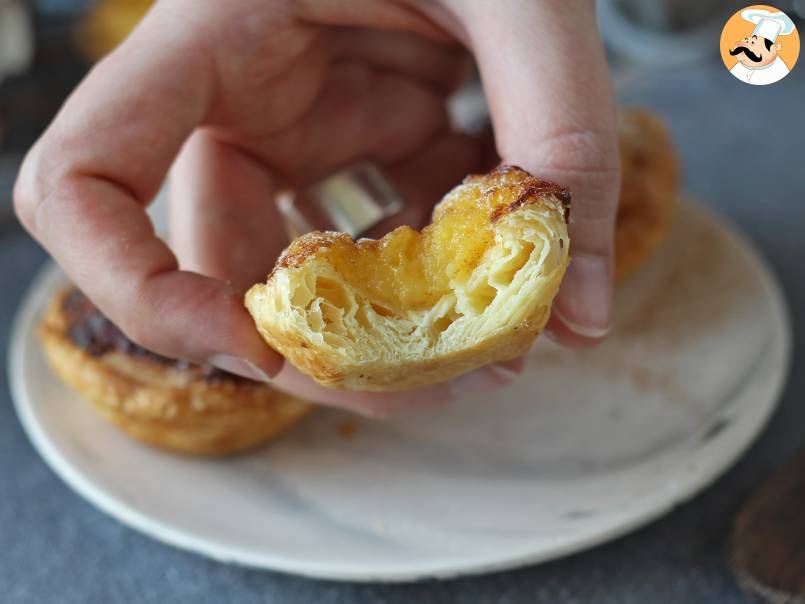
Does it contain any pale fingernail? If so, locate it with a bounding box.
[543,325,560,342]
[553,253,612,339]
[490,364,519,381]
[498,357,526,374]
[450,366,516,398]
[208,354,272,382]
[356,405,397,420]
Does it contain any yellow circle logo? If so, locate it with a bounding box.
[720,5,799,85]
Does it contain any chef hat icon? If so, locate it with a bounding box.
[741,8,796,42]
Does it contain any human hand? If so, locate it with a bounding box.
[425,0,620,346]
[14,0,618,415]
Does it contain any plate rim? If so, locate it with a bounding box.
[8,201,793,582]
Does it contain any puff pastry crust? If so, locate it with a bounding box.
[246,166,571,391]
[38,289,312,455]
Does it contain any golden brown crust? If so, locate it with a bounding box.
[247,166,570,391]
[271,232,351,275]
[615,109,679,281]
[270,168,570,285]
[261,307,549,391]
[488,170,571,223]
[38,289,312,455]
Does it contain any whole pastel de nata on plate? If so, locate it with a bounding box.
[38,288,312,455]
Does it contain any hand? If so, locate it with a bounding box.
[14,0,619,415]
[427,0,620,345]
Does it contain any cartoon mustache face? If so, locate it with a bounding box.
[730,45,763,62]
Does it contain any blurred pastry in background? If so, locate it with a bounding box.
[77,0,152,61]
[38,287,312,455]
[615,109,679,281]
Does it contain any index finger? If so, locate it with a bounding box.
[13,4,282,378]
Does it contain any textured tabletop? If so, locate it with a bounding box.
[1,66,803,603]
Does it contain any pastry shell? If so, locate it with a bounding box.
[38,289,312,455]
[246,166,570,391]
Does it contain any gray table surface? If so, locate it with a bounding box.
[1,65,803,603]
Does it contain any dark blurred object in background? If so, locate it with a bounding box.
[0,0,153,215]
[0,0,91,208]
[35,0,91,16]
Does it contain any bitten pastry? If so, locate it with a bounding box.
[615,109,679,281]
[38,288,311,455]
[246,166,570,391]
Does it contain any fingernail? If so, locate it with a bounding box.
[208,354,272,382]
[543,324,560,342]
[450,365,517,398]
[553,252,612,339]
[498,356,526,374]
[356,405,397,420]
[490,364,519,381]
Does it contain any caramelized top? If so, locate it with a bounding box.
[276,166,569,312]
[62,289,246,383]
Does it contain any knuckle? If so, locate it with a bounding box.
[502,127,621,222]
[12,145,46,231]
[13,136,77,235]
[503,127,620,179]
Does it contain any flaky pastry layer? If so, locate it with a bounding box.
[246,166,570,391]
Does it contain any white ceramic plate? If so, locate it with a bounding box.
[9,201,790,582]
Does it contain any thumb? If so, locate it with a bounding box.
[453,0,620,345]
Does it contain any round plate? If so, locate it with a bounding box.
[9,201,791,582]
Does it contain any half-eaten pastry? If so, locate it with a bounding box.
[246,166,570,391]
